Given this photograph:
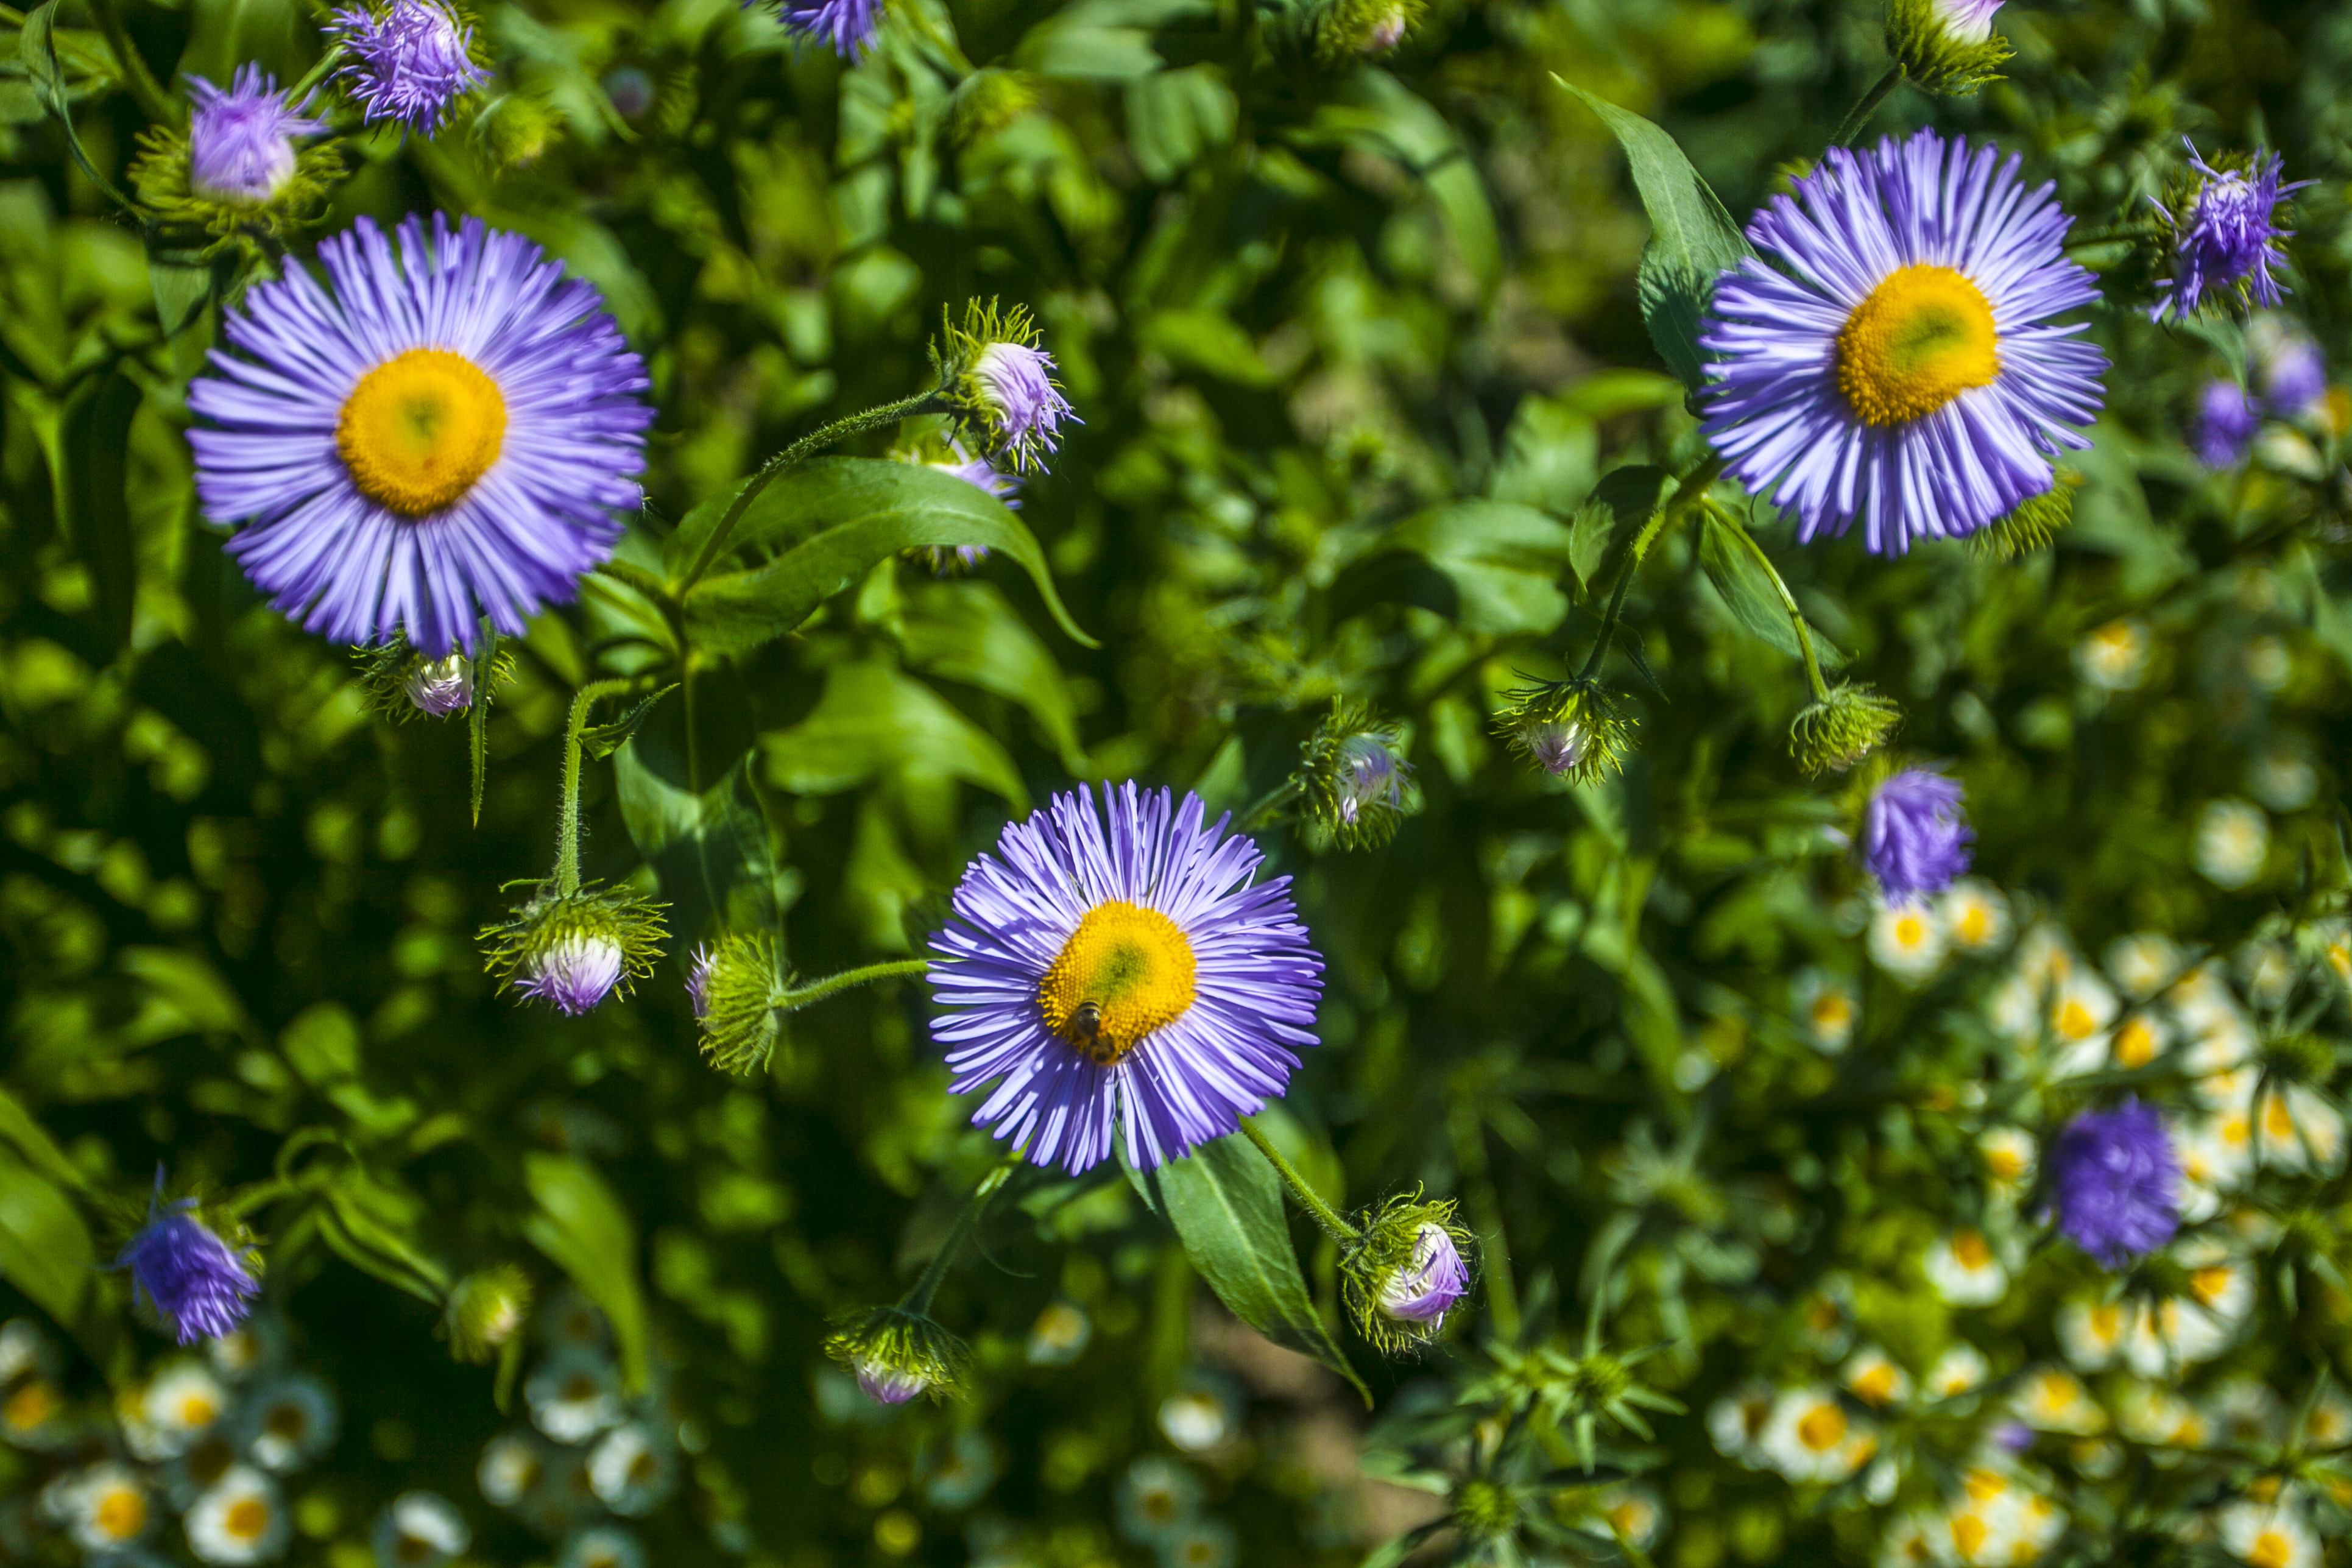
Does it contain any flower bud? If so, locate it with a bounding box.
[130,66,341,238]
[824,1307,969,1406]
[2147,146,2311,322]
[1496,679,1635,785]
[443,1265,533,1363]
[472,93,559,169]
[1299,701,1416,849]
[357,640,510,721]
[1884,0,2011,96]
[1970,470,2078,560]
[1315,0,1422,60]
[939,301,1078,475]
[688,932,788,1075]
[116,1179,262,1344]
[478,886,668,1016]
[952,69,1040,143]
[1789,682,1901,777]
[1340,1194,1476,1355]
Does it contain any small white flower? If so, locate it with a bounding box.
[2074,619,2149,690]
[1157,1388,1231,1453]
[242,1375,336,1472]
[2203,1377,2285,1448]
[1936,878,2011,954]
[1792,969,1857,1053]
[1840,1344,1910,1409]
[1025,1300,1092,1367]
[1593,1483,1664,1550]
[186,1464,289,1565]
[2216,1499,2319,1568]
[478,1430,544,1507]
[2195,799,2270,889]
[2103,933,2180,998]
[1756,1386,1876,1483]
[57,1461,152,1552]
[1924,1342,1988,1400]
[132,1361,231,1461]
[2248,745,2317,810]
[2009,1365,2105,1435]
[2114,1381,2207,1448]
[2304,1387,2352,1449]
[1977,1127,2035,1195]
[587,1423,674,1516]
[2254,1082,2347,1174]
[526,1353,622,1444]
[372,1491,470,1568]
[1870,901,1948,981]
[1923,1229,2008,1307]
[2054,1297,2130,1372]
[1706,1380,1776,1468]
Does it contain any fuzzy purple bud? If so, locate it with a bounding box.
[117,1195,260,1344]
[1379,1223,1467,1326]
[2050,1098,2180,1269]
[2149,143,2311,321]
[686,944,716,1022]
[403,655,471,716]
[186,66,325,207]
[855,1358,928,1405]
[1862,768,1973,903]
[330,0,487,134]
[770,0,886,60]
[2191,380,2261,468]
[970,342,1076,472]
[517,933,624,1015]
[1335,735,1408,826]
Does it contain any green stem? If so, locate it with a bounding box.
[1831,66,1902,147]
[2064,222,2166,252]
[554,679,636,895]
[1578,454,1725,680]
[680,389,950,593]
[900,1155,1019,1315]
[1713,503,1831,702]
[286,44,347,107]
[775,958,929,1012]
[1237,777,1301,832]
[1239,1117,1358,1243]
[87,0,173,125]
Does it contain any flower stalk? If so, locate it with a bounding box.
[1240,1117,1359,1243]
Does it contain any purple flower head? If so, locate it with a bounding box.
[1930,0,2003,43]
[188,213,651,657]
[517,932,624,1015]
[855,1358,928,1405]
[969,341,1077,473]
[1991,1419,2036,1454]
[2191,380,2261,468]
[330,0,486,133]
[2050,1098,2180,1268]
[1701,129,2105,555]
[186,66,325,207]
[1379,1223,1468,1326]
[687,943,716,1022]
[1863,767,1974,902]
[2149,144,2311,322]
[930,446,1021,508]
[928,783,1324,1175]
[403,654,471,716]
[116,1187,260,1344]
[2252,319,2328,417]
[1335,734,1408,826]
[769,0,886,60]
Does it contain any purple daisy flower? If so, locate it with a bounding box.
[771,0,886,59]
[2149,143,2311,322]
[1863,766,1972,903]
[1701,129,2107,554]
[1379,1223,1467,1327]
[188,213,651,657]
[330,0,489,135]
[116,1187,261,1344]
[2191,380,2261,468]
[2049,1098,2180,1268]
[928,783,1324,1175]
[186,66,325,208]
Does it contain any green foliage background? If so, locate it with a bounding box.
[4,0,2352,1562]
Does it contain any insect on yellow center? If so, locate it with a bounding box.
[1835,264,2001,427]
[1039,900,1198,1066]
[337,348,508,517]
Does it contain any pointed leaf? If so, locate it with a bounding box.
[0,1143,93,1330]
[62,368,140,653]
[1695,512,1843,666]
[581,685,676,761]
[523,1153,651,1392]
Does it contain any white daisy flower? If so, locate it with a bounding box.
[1936,879,2011,955]
[2253,1083,2347,1174]
[1593,1483,1664,1550]
[1924,1342,1988,1400]
[1841,1344,1910,1410]
[2103,933,2181,999]
[2054,1297,2129,1372]
[2203,1377,2285,1448]
[1707,1380,1776,1467]
[185,1464,289,1565]
[586,1422,674,1516]
[2113,1380,2208,1449]
[1977,1127,2035,1195]
[478,1430,545,1508]
[2215,1497,2318,1568]
[2302,1387,2352,1449]
[2075,619,2149,690]
[132,1362,231,1461]
[371,1491,469,1568]
[1756,1386,1876,1483]
[525,1352,623,1444]
[57,1461,152,1553]
[2009,1366,2105,1434]
[241,1375,336,1472]
[2195,799,2270,889]
[1793,968,1858,1053]
[1870,901,1948,981]
[1924,1229,2008,1307]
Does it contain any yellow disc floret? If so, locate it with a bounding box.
[1039,900,1198,1066]
[1835,264,2001,427]
[337,348,507,516]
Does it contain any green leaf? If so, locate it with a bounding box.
[1130,1134,1368,1403]
[147,251,214,339]
[1558,82,1751,392]
[1124,66,1238,183]
[1570,465,1672,596]
[1338,501,1576,637]
[1695,510,1843,667]
[523,1152,651,1393]
[61,368,140,653]
[900,579,1085,769]
[317,1167,448,1305]
[614,742,786,953]
[581,685,676,761]
[0,1142,94,1330]
[1138,308,1272,386]
[0,1083,89,1195]
[761,661,1028,810]
[681,459,1093,659]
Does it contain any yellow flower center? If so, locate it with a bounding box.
[1796,1404,1846,1451]
[2190,1265,2233,1307]
[224,1497,270,1542]
[96,1489,145,1541]
[2114,1017,2156,1068]
[1835,264,2002,427]
[1951,1229,1993,1270]
[1951,1516,1989,1557]
[2250,1531,2294,1568]
[1039,901,1198,1066]
[337,348,507,517]
[180,1393,217,1427]
[4,1381,55,1430]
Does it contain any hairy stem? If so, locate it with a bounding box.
[1832,66,1903,147]
[554,679,637,895]
[1714,503,1831,701]
[776,958,930,1012]
[1579,454,1726,680]
[1237,777,1301,832]
[901,1156,1020,1315]
[680,389,950,592]
[1240,1117,1358,1243]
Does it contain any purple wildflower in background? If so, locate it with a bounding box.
[186,66,325,207]
[1863,767,1974,902]
[2149,143,2310,321]
[330,0,488,135]
[1701,129,2106,554]
[188,213,651,657]
[2253,319,2328,417]
[771,0,886,59]
[2050,1098,2180,1268]
[1379,1224,1468,1327]
[116,1185,260,1344]
[928,783,1324,1175]
[2191,380,2261,468]
[517,932,624,1016]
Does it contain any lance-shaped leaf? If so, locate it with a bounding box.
[1126,1134,1369,1403]
[680,459,1093,659]
[1558,82,1750,393]
[1695,510,1845,667]
[581,685,676,761]
[524,1153,651,1392]
[0,1142,94,1330]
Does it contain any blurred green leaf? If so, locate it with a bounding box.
[0,1143,94,1330]
[615,744,785,953]
[60,368,139,653]
[899,579,1085,770]
[1696,509,1840,665]
[1338,501,1576,637]
[581,685,677,761]
[524,1153,651,1393]
[762,660,1028,809]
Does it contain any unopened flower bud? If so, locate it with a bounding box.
[1971,470,2078,560]
[1299,701,1416,849]
[358,640,509,722]
[1884,0,2011,96]
[940,301,1078,475]
[444,1265,532,1363]
[1315,0,1422,60]
[824,1307,969,1406]
[688,932,788,1075]
[479,886,668,1017]
[1496,679,1635,785]
[1790,682,1901,777]
[404,655,473,716]
[1340,1193,1476,1355]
